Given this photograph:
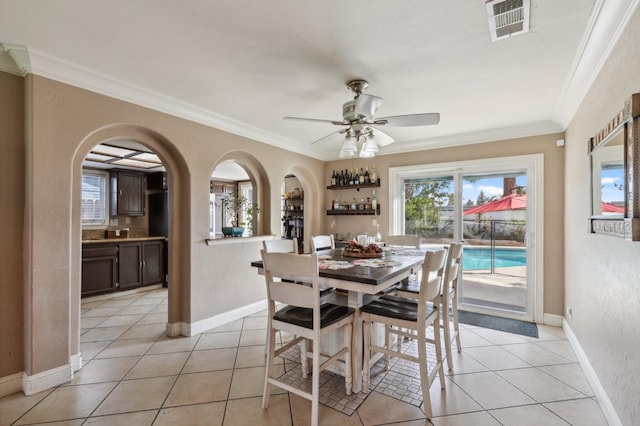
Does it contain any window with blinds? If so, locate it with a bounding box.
[82,171,108,225]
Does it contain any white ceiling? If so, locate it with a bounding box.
[1,1,637,160]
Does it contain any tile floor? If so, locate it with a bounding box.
[0,288,609,426]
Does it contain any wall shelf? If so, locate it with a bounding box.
[326,179,380,190]
[326,208,380,216]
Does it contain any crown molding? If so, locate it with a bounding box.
[377,120,563,157]
[0,44,27,76]
[21,48,320,160]
[553,0,640,128]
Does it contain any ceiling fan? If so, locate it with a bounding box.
[284,79,440,158]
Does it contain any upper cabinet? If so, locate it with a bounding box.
[110,170,146,216]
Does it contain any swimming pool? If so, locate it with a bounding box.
[463,247,526,271]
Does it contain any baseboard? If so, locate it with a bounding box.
[563,319,622,426]
[70,352,82,372]
[183,299,267,336]
[0,371,23,398]
[166,321,182,337]
[22,364,72,396]
[543,313,563,327]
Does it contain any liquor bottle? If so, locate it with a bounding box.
[370,165,378,184]
[331,169,336,186]
[349,168,354,185]
[371,189,377,211]
[364,167,370,184]
[359,167,365,184]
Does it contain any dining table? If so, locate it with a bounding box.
[251,247,426,393]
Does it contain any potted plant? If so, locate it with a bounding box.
[218,191,260,237]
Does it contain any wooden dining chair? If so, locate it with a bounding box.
[260,250,355,426]
[361,249,447,419]
[263,237,298,253]
[396,242,464,371]
[310,234,335,252]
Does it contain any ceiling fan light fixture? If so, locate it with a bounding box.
[362,139,379,153]
[339,137,357,158]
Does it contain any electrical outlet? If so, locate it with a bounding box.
[125,217,131,224]
[566,307,572,320]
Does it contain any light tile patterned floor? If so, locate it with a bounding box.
[0,288,610,426]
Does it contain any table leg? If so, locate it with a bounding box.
[348,290,363,393]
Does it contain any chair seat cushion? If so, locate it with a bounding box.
[361,295,436,322]
[274,303,354,329]
[395,282,420,294]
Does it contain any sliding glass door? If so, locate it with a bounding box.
[390,155,542,322]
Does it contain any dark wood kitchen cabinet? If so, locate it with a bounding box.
[110,170,145,216]
[142,240,164,285]
[82,239,166,297]
[118,240,165,289]
[81,243,118,296]
[118,242,143,289]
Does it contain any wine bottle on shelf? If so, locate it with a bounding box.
[364,167,370,184]
[359,167,365,184]
[370,165,377,184]
[331,169,336,186]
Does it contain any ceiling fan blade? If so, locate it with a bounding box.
[368,127,395,147]
[284,116,347,125]
[375,112,440,127]
[354,94,383,120]
[310,129,348,145]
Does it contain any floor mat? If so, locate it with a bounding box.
[458,310,538,338]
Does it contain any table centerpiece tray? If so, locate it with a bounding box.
[341,250,383,259]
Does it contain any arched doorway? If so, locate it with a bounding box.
[71,125,190,370]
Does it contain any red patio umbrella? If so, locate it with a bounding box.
[464,194,625,215]
[601,202,624,213]
[464,194,526,215]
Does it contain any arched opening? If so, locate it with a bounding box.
[210,160,259,238]
[72,125,190,370]
[210,152,270,239]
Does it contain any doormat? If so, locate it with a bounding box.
[458,310,538,338]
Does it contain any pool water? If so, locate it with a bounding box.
[463,247,526,270]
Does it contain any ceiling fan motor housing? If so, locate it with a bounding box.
[342,100,357,121]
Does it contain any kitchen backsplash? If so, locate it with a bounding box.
[82,215,148,240]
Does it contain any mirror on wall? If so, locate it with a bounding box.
[588,93,640,240]
[590,129,624,217]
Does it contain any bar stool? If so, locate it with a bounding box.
[361,249,447,419]
[396,242,464,370]
[260,250,355,426]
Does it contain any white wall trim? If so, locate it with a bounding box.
[563,319,622,426]
[70,353,82,372]
[166,322,183,337]
[543,313,563,327]
[0,372,23,398]
[22,364,72,396]
[182,299,268,336]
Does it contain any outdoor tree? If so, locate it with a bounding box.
[404,179,453,236]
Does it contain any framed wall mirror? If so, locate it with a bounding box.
[589,93,640,240]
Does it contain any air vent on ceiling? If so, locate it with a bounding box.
[485,0,530,42]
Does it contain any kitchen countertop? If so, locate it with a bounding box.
[82,236,167,244]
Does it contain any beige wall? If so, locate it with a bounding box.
[325,133,565,317]
[0,71,24,377]
[564,6,640,425]
[16,74,324,379]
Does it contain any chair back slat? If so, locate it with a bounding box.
[443,243,463,294]
[419,249,447,303]
[261,250,318,310]
[311,235,335,252]
[263,238,298,253]
[386,234,421,248]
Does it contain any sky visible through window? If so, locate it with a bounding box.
[461,174,527,205]
[601,167,624,203]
